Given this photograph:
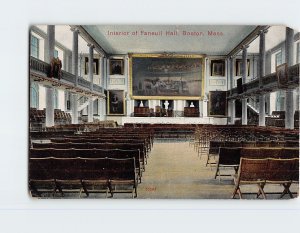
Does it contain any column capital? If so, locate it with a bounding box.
[70,26,80,33]
[241,44,249,50]
[259,29,268,35]
[87,43,95,48]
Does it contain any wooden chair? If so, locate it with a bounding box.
[284,140,299,148]
[261,148,282,158]
[241,141,256,148]
[224,141,242,148]
[281,148,299,159]
[29,157,57,197]
[215,147,241,181]
[270,141,285,147]
[232,158,268,199]
[53,158,86,197]
[240,148,262,159]
[81,158,110,197]
[206,141,224,167]
[255,141,271,147]
[107,158,137,198]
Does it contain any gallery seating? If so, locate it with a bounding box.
[30,108,72,130]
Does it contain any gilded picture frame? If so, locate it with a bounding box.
[129,53,205,100]
[208,91,227,117]
[107,90,126,115]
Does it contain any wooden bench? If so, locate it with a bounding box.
[232,158,299,199]
[30,148,144,183]
[29,157,137,198]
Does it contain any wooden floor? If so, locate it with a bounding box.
[137,140,299,199]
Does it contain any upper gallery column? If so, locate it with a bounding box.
[229,57,235,124]
[71,27,79,124]
[258,29,267,126]
[241,45,248,125]
[88,43,94,91]
[285,27,295,129]
[71,27,79,86]
[88,44,95,123]
[45,25,55,127]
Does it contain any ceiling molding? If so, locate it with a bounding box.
[76,25,108,58]
[227,25,270,58]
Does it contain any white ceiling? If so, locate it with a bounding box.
[83,25,257,55]
[36,25,294,56]
[240,25,287,54]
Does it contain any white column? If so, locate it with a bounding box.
[270,92,276,114]
[285,27,295,129]
[45,25,55,127]
[241,45,248,125]
[88,44,94,90]
[228,57,235,124]
[88,97,94,122]
[45,87,54,127]
[71,93,78,124]
[258,29,267,126]
[87,44,94,123]
[71,27,79,86]
[203,99,208,117]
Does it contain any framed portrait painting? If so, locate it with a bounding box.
[110,59,124,75]
[208,91,227,116]
[107,90,125,115]
[211,60,225,76]
[276,63,288,87]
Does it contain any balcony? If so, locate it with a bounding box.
[29,56,104,96]
[228,63,299,99]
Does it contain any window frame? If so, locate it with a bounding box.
[30,34,39,59]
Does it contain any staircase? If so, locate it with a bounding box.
[78,96,97,111]
[247,97,259,125]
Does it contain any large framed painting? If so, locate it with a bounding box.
[129,53,205,100]
[208,91,227,116]
[276,63,288,88]
[107,90,125,115]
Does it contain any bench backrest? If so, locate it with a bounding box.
[218,147,241,165]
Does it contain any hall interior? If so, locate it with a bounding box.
[29,25,299,199]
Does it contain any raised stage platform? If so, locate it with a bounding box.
[121,117,228,125]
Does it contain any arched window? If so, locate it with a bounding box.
[30,83,39,108]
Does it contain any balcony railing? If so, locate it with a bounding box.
[29,56,104,94]
[228,64,299,98]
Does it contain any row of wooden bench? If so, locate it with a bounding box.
[205,140,299,165]
[215,147,299,178]
[52,135,153,150]
[29,157,137,198]
[30,148,145,182]
[233,157,299,199]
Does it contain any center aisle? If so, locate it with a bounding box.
[138,141,234,199]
